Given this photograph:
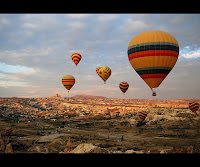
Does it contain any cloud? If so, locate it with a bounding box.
[97,14,119,22]
[23,22,40,30]
[0,62,40,74]
[120,16,152,33]
[182,51,200,58]
[67,21,86,30]
[0,81,29,88]
[66,14,90,19]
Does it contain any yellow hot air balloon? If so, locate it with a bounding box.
[71,52,81,66]
[98,66,111,84]
[127,30,179,96]
[62,75,75,92]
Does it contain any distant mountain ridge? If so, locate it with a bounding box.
[71,94,107,100]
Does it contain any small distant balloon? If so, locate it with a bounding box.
[189,102,199,113]
[5,127,13,137]
[71,53,81,66]
[62,75,75,92]
[138,111,148,122]
[98,66,111,84]
[119,82,129,94]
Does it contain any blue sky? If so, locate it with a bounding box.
[0,14,200,99]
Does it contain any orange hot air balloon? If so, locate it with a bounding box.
[62,75,75,92]
[71,52,81,66]
[119,82,129,94]
[138,111,148,122]
[127,30,179,96]
[189,102,199,113]
[98,66,111,84]
[5,127,13,137]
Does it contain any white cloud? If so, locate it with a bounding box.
[0,18,10,25]
[120,18,151,33]
[0,81,29,88]
[182,51,200,58]
[16,67,40,75]
[97,14,118,22]
[23,22,40,30]
[0,47,55,59]
[67,21,86,30]
[66,14,90,19]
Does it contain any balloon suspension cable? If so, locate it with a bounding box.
[104,81,106,84]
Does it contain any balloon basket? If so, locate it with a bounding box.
[152,91,156,96]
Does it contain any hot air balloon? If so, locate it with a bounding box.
[5,127,13,137]
[71,52,81,66]
[138,110,148,122]
[119,82,129,94]
[62,75,75,92]
[189,102,199,113]
[98,66,111,84]
[127,30,179,96]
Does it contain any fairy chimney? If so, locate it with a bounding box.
[5,143,13,153]
[0,138,5,151]
[64,137,72,153]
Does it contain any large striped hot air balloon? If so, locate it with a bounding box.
[128,30,179,96]
[119,82,129,94]
[138,111,148,122]
[189,102,199,113]
[5,127,13,137]
[71,53,81,66]
[98,66,111,84]
[62,75,75,92]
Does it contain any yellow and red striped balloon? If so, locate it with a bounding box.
[138,111,148,122]
[119,82,129,94]
[128,30,179,95]
[62,75,75,92]
[5,127,13,137]
[189,102,199,113]
[71,53,81,66]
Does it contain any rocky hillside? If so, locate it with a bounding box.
[71,94,107,100]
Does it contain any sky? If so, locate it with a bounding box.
[0,14,200,100]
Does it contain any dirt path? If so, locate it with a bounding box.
[62,127,156,142]
[37,133,69,143]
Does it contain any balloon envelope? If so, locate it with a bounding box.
[119,82,129,94]
[128,30,179,90]
[138,111,148,122]
[98,66,111,83]
[96,67,101,77]
[62,75,75,92]
[189,102,199,113]
[5,127,13,136]
[71,53,81,66]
